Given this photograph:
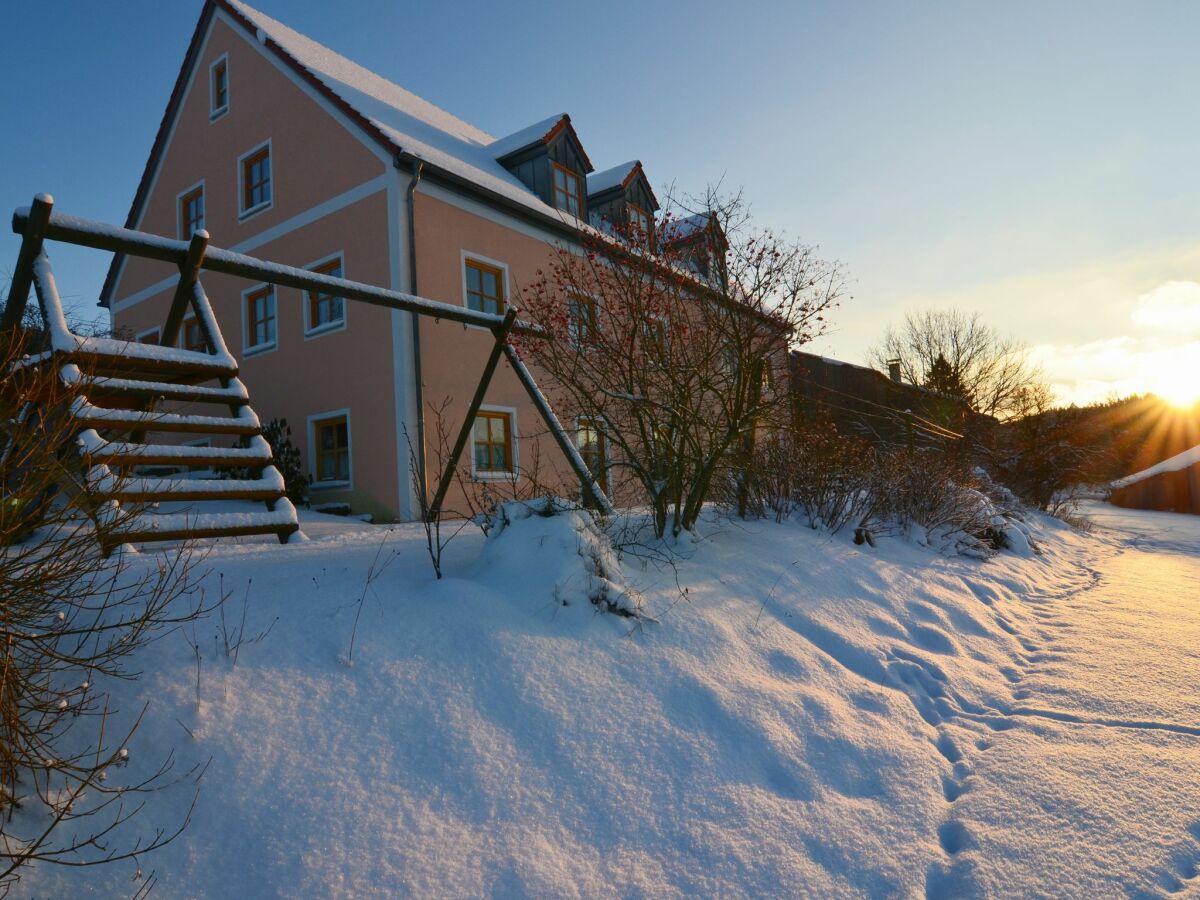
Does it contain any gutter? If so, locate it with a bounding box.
[397,153,428,512]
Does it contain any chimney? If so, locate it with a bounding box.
[887,359,902,384]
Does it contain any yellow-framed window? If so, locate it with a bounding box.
[181,316,206,353]
[465,259,505,315]
[627,203,652,246]
[473,410,513,474]
[578,418,608,494]
[314,415,350,483]
[552,162,583,216]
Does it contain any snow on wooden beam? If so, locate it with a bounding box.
[11,204,546,338]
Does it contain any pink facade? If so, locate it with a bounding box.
[108,4,593,520]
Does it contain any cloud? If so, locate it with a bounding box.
[1131,280,1200,334]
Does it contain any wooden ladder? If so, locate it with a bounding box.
[6,196,300,553]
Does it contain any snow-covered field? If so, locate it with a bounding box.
[19,500,1200,898]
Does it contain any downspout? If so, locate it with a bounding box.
[397,152,427,512]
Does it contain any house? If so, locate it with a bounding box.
[1109,444,1200,515]
[102,0,692,521]
[789,351,988,448]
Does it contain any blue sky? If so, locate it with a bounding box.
[3,0,1199,404]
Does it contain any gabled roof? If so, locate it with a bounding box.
[488,113,594,173]
[587,161,660,213]
[102,0,601,305]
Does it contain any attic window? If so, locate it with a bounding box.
[628,203,652,248]
[210,56,229,119]
[552,162,583,217]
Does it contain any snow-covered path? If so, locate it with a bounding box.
[930,504,1200,898]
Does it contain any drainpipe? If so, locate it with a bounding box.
[396,152,427,513]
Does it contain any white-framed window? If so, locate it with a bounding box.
[209,54,229,119]
[471,406,518,479]
[241,283,277,355]
[237,139,273,219]
[304,253,347,338]
[461,253,507,317]
[135,326,161,345]
[176,180,205,240]
[308,409,352,488]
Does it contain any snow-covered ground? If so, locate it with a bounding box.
[17,500,1200,898]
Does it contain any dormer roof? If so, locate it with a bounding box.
[488,113,593,172]
[586,160,659,211]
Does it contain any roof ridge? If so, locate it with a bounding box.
[226,0,495,147]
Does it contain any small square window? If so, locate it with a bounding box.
[210,57,229,118]
[464,259,504,315]
[179,186,205,240]
[551,162,583,217]
[473,410,514,474]
[313,415,350,484]
[244,286,276,352]
[240,144,272,216]
[307,257,346,334]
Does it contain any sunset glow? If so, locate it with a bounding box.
[1142,342,1200,409]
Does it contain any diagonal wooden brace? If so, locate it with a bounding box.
[2,194,54,331]
[503,342,615,517]
[427,308,518,521]
[161,229,210,348]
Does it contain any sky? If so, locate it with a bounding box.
[2,0,1199,406]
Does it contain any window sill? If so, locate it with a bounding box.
[243,342,277,358]
[238,201,272,223]
[472,471,519,482]
[304,320,347,340]
[310,479,351,491]
[210,107,229,123]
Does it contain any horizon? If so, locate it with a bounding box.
[3,0,1199,407]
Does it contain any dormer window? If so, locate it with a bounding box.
[627,203,652,248]
[552,162,583,217]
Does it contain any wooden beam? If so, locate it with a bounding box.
[2,195,54,330]
[502,343,615,516]
[427,309,517,521]
[12,207,545,338]
[161,229,209,348]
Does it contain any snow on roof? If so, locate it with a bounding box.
[226,2,578,223]
[1112,443,1200,489]
[487,114,568,160]
[660,212,712,243]
[587,161,639,196]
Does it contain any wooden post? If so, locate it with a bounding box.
[2,194,54,331]
[161,230,210,348]
[427,309,518,521]
[502,342,615,517]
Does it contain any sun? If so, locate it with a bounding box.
[1142,342,1200,409]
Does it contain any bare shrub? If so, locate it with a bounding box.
[1,326,208,888]
[519,189,847,538]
